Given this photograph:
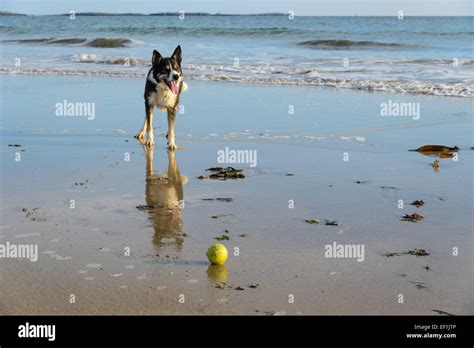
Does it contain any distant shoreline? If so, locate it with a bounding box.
[0,11,472,17]
[2,11,286,17]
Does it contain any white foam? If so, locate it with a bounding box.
[86,263,101,268]
[1,65,472,98]
[72,54,147,66]
[15,233,41,238]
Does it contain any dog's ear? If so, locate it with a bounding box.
[152,50,162,65]
[171,45,182,65]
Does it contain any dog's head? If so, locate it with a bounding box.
[150,45,183,95]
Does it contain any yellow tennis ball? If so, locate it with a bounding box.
[206,244,228,265]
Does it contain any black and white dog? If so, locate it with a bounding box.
[135,45,187,150]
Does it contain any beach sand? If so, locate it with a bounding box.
[0,75,472,314]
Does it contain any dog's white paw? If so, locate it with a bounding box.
[168,142,177,151]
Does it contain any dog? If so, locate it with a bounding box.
[135,45,187,150]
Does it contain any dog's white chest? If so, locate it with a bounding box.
[148,83,177,111]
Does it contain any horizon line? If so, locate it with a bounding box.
[1,11,473,17]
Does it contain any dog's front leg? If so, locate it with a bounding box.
[135,101,150,140]
[134,115,147,140]
[166,107,177,151]
[145,103,154,147]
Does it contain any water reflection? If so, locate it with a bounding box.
[139,145,188,254]
[207,265,228,283]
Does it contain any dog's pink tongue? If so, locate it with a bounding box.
[170,81,178,95]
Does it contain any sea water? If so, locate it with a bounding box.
[0,15,472,97]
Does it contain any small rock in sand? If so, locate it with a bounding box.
[407,249,429,256]
[411,200,425,208]
[402,213,424,222]
[411,145,459,153]
[325,220,339,226]
[201,167,245,180]
[211,214,233,219]
[411,145,459,158]
[384,249,429,257]
[202,198,233,202]
[214,234,230,241]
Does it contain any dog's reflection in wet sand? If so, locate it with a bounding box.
[140,145,188,253]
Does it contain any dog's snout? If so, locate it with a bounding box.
[172,74,179,81]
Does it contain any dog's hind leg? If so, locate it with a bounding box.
[166,107,177,151]
[135,101,149,140]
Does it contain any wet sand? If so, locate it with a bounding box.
[0,75,472,314]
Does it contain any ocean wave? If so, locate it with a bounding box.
[3,24,472,38]
[96,26,305,37]
[3,38,86,44]
[3,37,135,47]
[411,31,474,36]
[397,58,474,66]
[71,54,474,69]
[86,38,134,47]
[72,54,147,65]
[188,74,471,98]
[0,25,32,35]
[1,67,471,98]
[185,64,318,75]
[298,39,411,49]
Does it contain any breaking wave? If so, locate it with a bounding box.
[3,37,136,47]
[72,53,147,65]
[1,65,471,98]
[298,39,412,49]
[86,38,135,48]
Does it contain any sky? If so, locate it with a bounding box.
[1,0,472,16]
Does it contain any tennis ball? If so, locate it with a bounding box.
[206,244,228,265]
